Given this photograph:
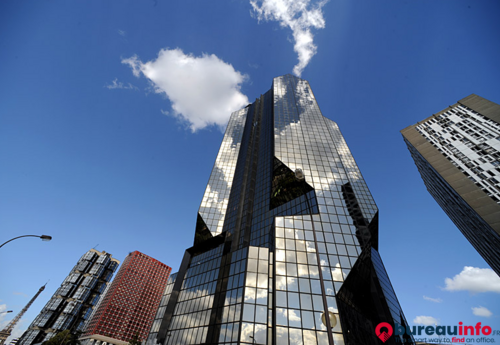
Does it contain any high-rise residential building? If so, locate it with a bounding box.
[147,74,414,345]
[19,249,119,345]
[81,251,171,345]
[401,94,500,276]
[8,338,19,345]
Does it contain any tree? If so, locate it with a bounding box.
[42,330,81,345]
[128,333,141,345]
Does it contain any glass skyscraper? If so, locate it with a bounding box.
[401,94,500,276]
[149,75,413,345]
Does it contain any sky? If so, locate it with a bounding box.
[1,0,500,343]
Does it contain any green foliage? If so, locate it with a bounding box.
[42,330,81,345]
[128,333,141,345]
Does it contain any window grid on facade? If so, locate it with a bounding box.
[82,251,171,345]
[402,94,500,276]
[415,105,500,203]
[153,75,414,345]
[19,250,119,345]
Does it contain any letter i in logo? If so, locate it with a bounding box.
[375,322,394,343]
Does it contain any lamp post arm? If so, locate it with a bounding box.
[0,235,49,248]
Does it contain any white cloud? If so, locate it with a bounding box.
[12,292,28,297]
[288,309,301,321]
[105,78,138,90]
[118,29,126,37]
[414,316,439,326]
[0,303,8,325]
[0,304,24,344]
[250,0,328,76]
[444,267,500,293]
[5,319,25,344]
[122,48,249,132]
[423,295,442,303]
[472,306,493,318]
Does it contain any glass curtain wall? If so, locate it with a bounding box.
[151,75,413,345]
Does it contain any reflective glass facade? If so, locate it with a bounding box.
[19,249,119,345]
[151,75,413,345]
[401,94,500,276]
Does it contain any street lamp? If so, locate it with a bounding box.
[0,235,53,248]
[294,168,305,181]
[321,311,338,328]
[294,168,336,344]
[0,310,13,314]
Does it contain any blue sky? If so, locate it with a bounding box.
[1,0,499,342]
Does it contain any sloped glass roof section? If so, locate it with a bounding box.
[270,157,315,210]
